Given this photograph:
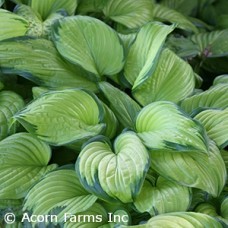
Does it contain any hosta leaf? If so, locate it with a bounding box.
[42,11,66,39]
[0,133,57,199]
[123,212,223,228]
[133,48,195,106]
[30,0,78,20]
[118,33,137,54]
[0,81,3,91]
[160,0,198,16]
[191,29,228,57]
[194,109,228,148]
[213,75,228,86]
[180,84,228,114]
[134,177,191,216]
[76,0,106,14]
[124,22,174,88]
[0,0,4,7]
[195,203,219,217]
[153,4,198,33]
[99,82,141,128]
[23,169,97,223]
[76,131,150,203]
[0,38,97,91]
[0,9,28,41]
[52,16,124,78]
[14,4,43,37]
[136,101,208,153]
[14,89,105,146]
[221,197,228,219]
[0,91,24,140]
[64,203,108,228]
[151,140,227,197]
[103,0,154,29]
[102,102,118,139]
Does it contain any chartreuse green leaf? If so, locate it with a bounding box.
[122,212,223,228]
[133,48,195,106]
[153,4,198,33]
[0,91,24,140]
[99,82,141,128]
[13,89,105,146]
[64,203,108,228]
[194,108,228,148]
[76,131,150,203]
[151,140,226,197]
[0,9,28,41]
[30,0,78,20]
[23,168,97,223]
[103,0,154,29]
[136,101,208,153]
[124,22,175,88]
[124,22,174,87]
[0,133,57,199]
[52,16,124,79]
[191,29,228,57]
[134,176,191,216]
[0,38,97,91]
[180,84,228,114]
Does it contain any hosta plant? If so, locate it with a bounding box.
[0,0,228,227]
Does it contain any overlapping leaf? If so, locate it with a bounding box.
[124,22,174,88]
[194,108,228,148]
[180,84,228,114]
[52,16,124,79]
[76,0,106,14]
[14,4,43,37]
[160,0,198,16]
[0,91,24,140]
[13,89,105,146]
[0,38,97,91]
[213,75,228,86]
[0,9,28,41]
[102,101,118,139]
[151,140,226,197]
[15,4,66,38]
[191,29,228,57]
[221,197,228,219]
[153,4,198,33]
[99,82,141,128]
[0,133,57,199]
[122,212,223,227]
[76,131,150,203]
[64,203,108,228]
[30,0,78,20]
[136,101,208,153]
[133,48,195,105]
[134,176,191,216]
[103,0,154,29]
[23,169,97,223]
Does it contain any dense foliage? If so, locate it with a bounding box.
[0,0,228,227]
